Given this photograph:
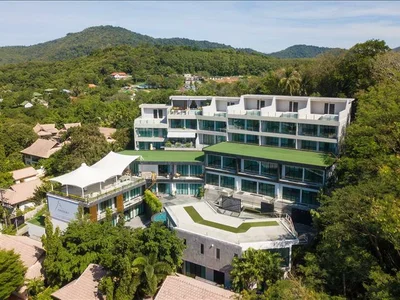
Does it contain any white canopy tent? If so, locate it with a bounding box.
[50,152,140,196]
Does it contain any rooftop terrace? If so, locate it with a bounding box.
[204,142,331,167]
[120,150,204,163]
[166,202,298,247]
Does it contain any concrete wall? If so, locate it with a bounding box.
[28,222,46,241]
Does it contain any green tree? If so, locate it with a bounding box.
[276,68,302,96]
[230,248,283,293]
[143,190,162,215]
[0,248,27,299]
[132,252,172,297]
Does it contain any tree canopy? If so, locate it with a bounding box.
[0,248,27,299]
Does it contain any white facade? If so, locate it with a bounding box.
[133,95,354,153]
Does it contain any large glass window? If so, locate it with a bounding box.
[185,119,197,129]
[246,134,259,144]
[231,133,245,143]
[268,248,290,267]
[199,120,214,131]
[246,120,259,131]
[215,121,226,132]
[299,124,318,136]
[242,179,257,193]
[282,187,301,202]
[304,169,324,185]
[158,165,170,176]
[264,137,279,147]
[220,175,235,189]
[284,166,303,181]
[170,119,184,128]
[260,162,278,178]
[259,183,275,197]
[137,128,153,137]
[216,135,227,143]
[243,160,259,174]
[202,134,215,145]
[207,155,221,168]
[319,142,337,153]
[281,122,296,135]
[205,173,219,185]
[189,165,203,177]
[177,165,189,176]
[301,140,317,151]
[319,125,337,138]
[281,138,296,148]
[302,190,319,206]
[99,198,113,213]
[223,156,237,171]
[262,121,280,133]
[229,119,245,130]
[176,183,189,195]
[189,184,202,196]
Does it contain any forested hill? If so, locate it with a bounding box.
[393,46,400,52]
[268,44,340,58]
[0,25,243,65]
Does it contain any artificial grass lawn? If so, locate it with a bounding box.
[120,150,204,163]
[184,206,278,233]
[204,142,331,167]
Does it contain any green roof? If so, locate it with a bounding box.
[120,150,204,163]
[204,142,331,167]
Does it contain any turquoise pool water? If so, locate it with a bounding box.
[152,211,167,223]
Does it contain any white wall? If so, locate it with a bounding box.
[47,194,79,223]
[139,164,158,174]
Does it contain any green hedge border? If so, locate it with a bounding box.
[184,206,278,233]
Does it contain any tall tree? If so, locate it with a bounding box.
[0,248,27,299]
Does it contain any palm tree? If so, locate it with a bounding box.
[132,252,172,297]
[276,68,302,96]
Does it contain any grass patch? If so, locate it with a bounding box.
[184,206,278,233]
[120,150,204,163]
[28,215,46,227]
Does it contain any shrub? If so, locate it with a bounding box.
[144,190,162,215]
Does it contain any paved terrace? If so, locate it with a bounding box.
[204,142,332,167]
[166,202,297,246]
[120,150,204,163]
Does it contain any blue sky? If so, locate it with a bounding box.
[1,1,399,52]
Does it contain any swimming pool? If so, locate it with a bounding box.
[152,211,167,223]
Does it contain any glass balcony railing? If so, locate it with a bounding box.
[246,110,261,116]
[169,109,202,116]
[214,112,227,117]
[280,112,298,119]
[319,115,339,121]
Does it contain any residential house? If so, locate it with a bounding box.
[63,122,81,130]
[20,138,62,165]
[33,123,59,139]
[165,201,298,287]
[155,273,236,300]
[51,264,106,300]
[99,127,117,143]
[111,72,129,80]
[88,84,97,88]
[20,101,33,108]
[47,152,146,230]
[0,234,44,299]
[11,166,38,184]
[2,178,42,210]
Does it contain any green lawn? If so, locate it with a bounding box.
[184,206,278,233]
[28,215,45,227]
[204,142,332,167]
[120,150,204,163]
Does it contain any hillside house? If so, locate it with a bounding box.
[21,138,62,165]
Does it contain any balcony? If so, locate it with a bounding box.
[246,110,261,116]
[134,118,167,127]
[50,177,146,204]
[169,109,202,116]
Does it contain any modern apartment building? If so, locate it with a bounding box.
[165,201,299,287]
[122,150,204,197]
[134,95,354,153]
[47,152,146,230]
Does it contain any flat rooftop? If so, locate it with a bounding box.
[120,150,204,163]
[165,202,298,246]
[204,142,331,167]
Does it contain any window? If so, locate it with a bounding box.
[246,120,259,131]
[304,169,324,185]
[205,173,219,185]
[289,101,298,112]
[153,109,158,118]
[262,121,280,133]
[242,179,257,193]
[301,140,317,151]
[216,248,220,259]
[284,166,303,181]
[257,100,266,109]
[319,142,337,154]
[281,122,296,135]
[299,124,318,136]
[268,248,290,267]
[319,125,337,139]
[177,165,189,176]
[185,119,197,129]
[215,121,226,132]
[260,162,278,178]
[280,138,296,148]
[229,118,245,130]
[176,183,189,195]
[223,156,237,171]
[259,183,275,197]
[246,134,259,144]
[202,134,215,145]
[189,165,203,177]
[216,135,226,143]
[99,198,113,213]
[282,187,301,202]
[220,175,235,189]
[324,103,335,114]
[170,119,184,128]
[302,190,319,206]
[199,120,214,131]
[230,133,245,143]
[207,155,221,168]
[201,244,204,254]
[264,137,279,147]
[243,160,259,174]
[137,128,153,137]
[158,109,163,118]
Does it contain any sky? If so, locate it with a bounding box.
[0,1,399,53]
